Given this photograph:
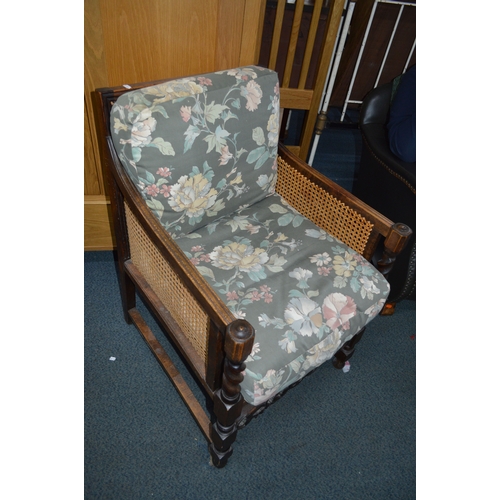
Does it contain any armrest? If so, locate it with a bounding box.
[359,83,392,126]
[276,144,411,263]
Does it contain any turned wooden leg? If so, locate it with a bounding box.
[209,320,254,468]
[380,301,396,316]
[333,327,366,369]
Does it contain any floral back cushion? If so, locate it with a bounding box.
[111,66,280,238]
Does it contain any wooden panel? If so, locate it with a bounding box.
[98,0,220,86]
[84,0,109,197]
[280,88,313,110]
[84,0,266,250]
[239,0,267,65]
[84,96,102,196]
[84,197,115,250]
[215,0,246,70]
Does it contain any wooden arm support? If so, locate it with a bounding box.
[209,320,255,468]
[377,222,413,280]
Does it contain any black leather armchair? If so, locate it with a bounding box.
[352,80,416,311]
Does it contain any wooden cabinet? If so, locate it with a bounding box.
[84,0,266,250]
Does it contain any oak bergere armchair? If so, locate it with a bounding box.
[93,66,411,468]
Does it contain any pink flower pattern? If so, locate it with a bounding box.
[322,293,357,332]
[146,184,159,197]
[157,167,172,177]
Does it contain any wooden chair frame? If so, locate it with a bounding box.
[92,76,411,468]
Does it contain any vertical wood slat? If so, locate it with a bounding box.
[282,0,305,87]
[268,0,286,70]
[239,0,267,65]
[298,0,323,89]
[215,0,246,70]
[85,0,267,250]
[297,0,344,160]
[85,0,110,197]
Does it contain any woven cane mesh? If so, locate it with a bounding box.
[275,156,373,255]
[125,204,209,366]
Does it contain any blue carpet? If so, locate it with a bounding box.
[283,107,362,192]
[85,251,415,499]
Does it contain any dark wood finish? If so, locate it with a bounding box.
[92,74,411,467]
[376,222,413,315]
[377,222,412,278]
[124,260,208,387]
[333,327,365,369]
[128,307,212,441]
[108,174,136,324]
[209,320,255,468]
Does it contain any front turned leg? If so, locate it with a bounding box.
[333,327,366,369]
[376,223,412,316]
[209,320,254,468]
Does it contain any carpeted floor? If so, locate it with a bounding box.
[85,252,415,499]
[84,114,416,499]
[283,107,363,192]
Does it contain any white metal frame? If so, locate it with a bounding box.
[308,0,415,164]
[339,0,416,122]
[309,0,356,164]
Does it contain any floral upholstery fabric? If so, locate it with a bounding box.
[110,66,390,407]
[111,66,279,238]
[175,194,390,406]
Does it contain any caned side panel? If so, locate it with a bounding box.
[275,156,373,255]
[125,203,210,366]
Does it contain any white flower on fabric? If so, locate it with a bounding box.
[289,268,313,281]
[253,368,285,405]
[364,298,386,319]
[209,242,269,272]
[289,268,313,289]
[267,112,280,147]
[130,109,157,147]
[310,253,332,266]
[168,173,217,218]
[359,276,381,295]
[279,331,298,353]
[284,297,322,337]
[241,80,263,111]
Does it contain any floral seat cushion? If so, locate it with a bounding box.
[175,194,390,406]
[111,66,280,238]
